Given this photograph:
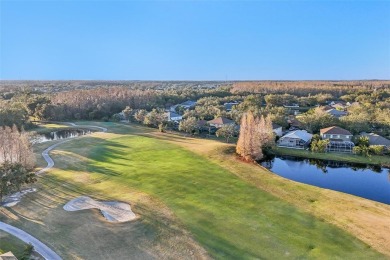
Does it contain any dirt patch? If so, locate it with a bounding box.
[63,196,136,222]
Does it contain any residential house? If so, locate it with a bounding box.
[320,126,354,153]
[224,102,239,112]
[359,132,390,149]
[169,104,179,112]
[272,123,283,137]
[169,100,197,113]
[197,120,209,132]
[278,130,313,149]
[320,126,353,141]
[283,104,300,108]
[331,102,348,110]
[319,105,334,111]
[325,109,348,118]
[166,111,183,122]
[180,100,197,109]
[207,117,235,128]
[287,116,302,130]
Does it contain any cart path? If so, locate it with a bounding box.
[0,122,108,259]
[0,222,62,260]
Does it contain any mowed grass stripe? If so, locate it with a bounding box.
[85,134,383,259]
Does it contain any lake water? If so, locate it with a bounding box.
[34,129,95,143]
[261,156,390,205]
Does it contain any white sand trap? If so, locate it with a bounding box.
[63,196,136,222]
[1,188,37,207]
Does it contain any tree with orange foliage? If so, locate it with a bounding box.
[236,112,275,161]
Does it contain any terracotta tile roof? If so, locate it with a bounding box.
[320,126,352,136]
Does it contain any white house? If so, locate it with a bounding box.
[166,111,183,122]
[278,130,312,149]
[169,100,197,112]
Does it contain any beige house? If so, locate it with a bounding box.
[207,117,235,128]
[320,126,354,153]
[320,126,353,141]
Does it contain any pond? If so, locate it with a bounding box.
[261,156,390,205]
[34,128,95,144]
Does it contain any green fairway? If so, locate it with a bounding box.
[2,122,387,259]
[82,132,383,259]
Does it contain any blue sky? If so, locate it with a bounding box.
[1,1,389,80]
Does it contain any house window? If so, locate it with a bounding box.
[346,136,349,139]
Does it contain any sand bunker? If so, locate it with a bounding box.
[63,196,136,222]
[1,188,37,207]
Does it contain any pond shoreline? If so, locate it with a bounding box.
[261,154,390,205]
[271,147,390,168]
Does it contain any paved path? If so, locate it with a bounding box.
[0,222,62,260]
[0,122,107,259]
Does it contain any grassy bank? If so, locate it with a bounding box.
[31,122,97,134]
[0,231,26,257]
[1,122,389,259]
[272,146,390,166]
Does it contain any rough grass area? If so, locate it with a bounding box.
[31,123,73,133]
[273,146,390,166]
[1,122,388,259]
[0,231,26,257]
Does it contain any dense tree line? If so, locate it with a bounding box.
[0,125,35,168]
[1,81,389,140]
[231,81,390,97]
[0,126,36,201]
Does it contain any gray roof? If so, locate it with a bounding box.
[325,109,348,117]
[281,130,312,142]
[224,102,239,111]
[360,133,390,146]
[167,111,182,118]
[180,100,197,107]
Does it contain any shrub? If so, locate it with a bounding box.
[369,145,385,155]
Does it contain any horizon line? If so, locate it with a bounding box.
[1,79,390,82]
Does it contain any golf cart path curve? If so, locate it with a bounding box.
[0,122,107,260]
[0,222,62,260]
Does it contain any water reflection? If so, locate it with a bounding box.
[260,155,390,204]
[33,129,94,144]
